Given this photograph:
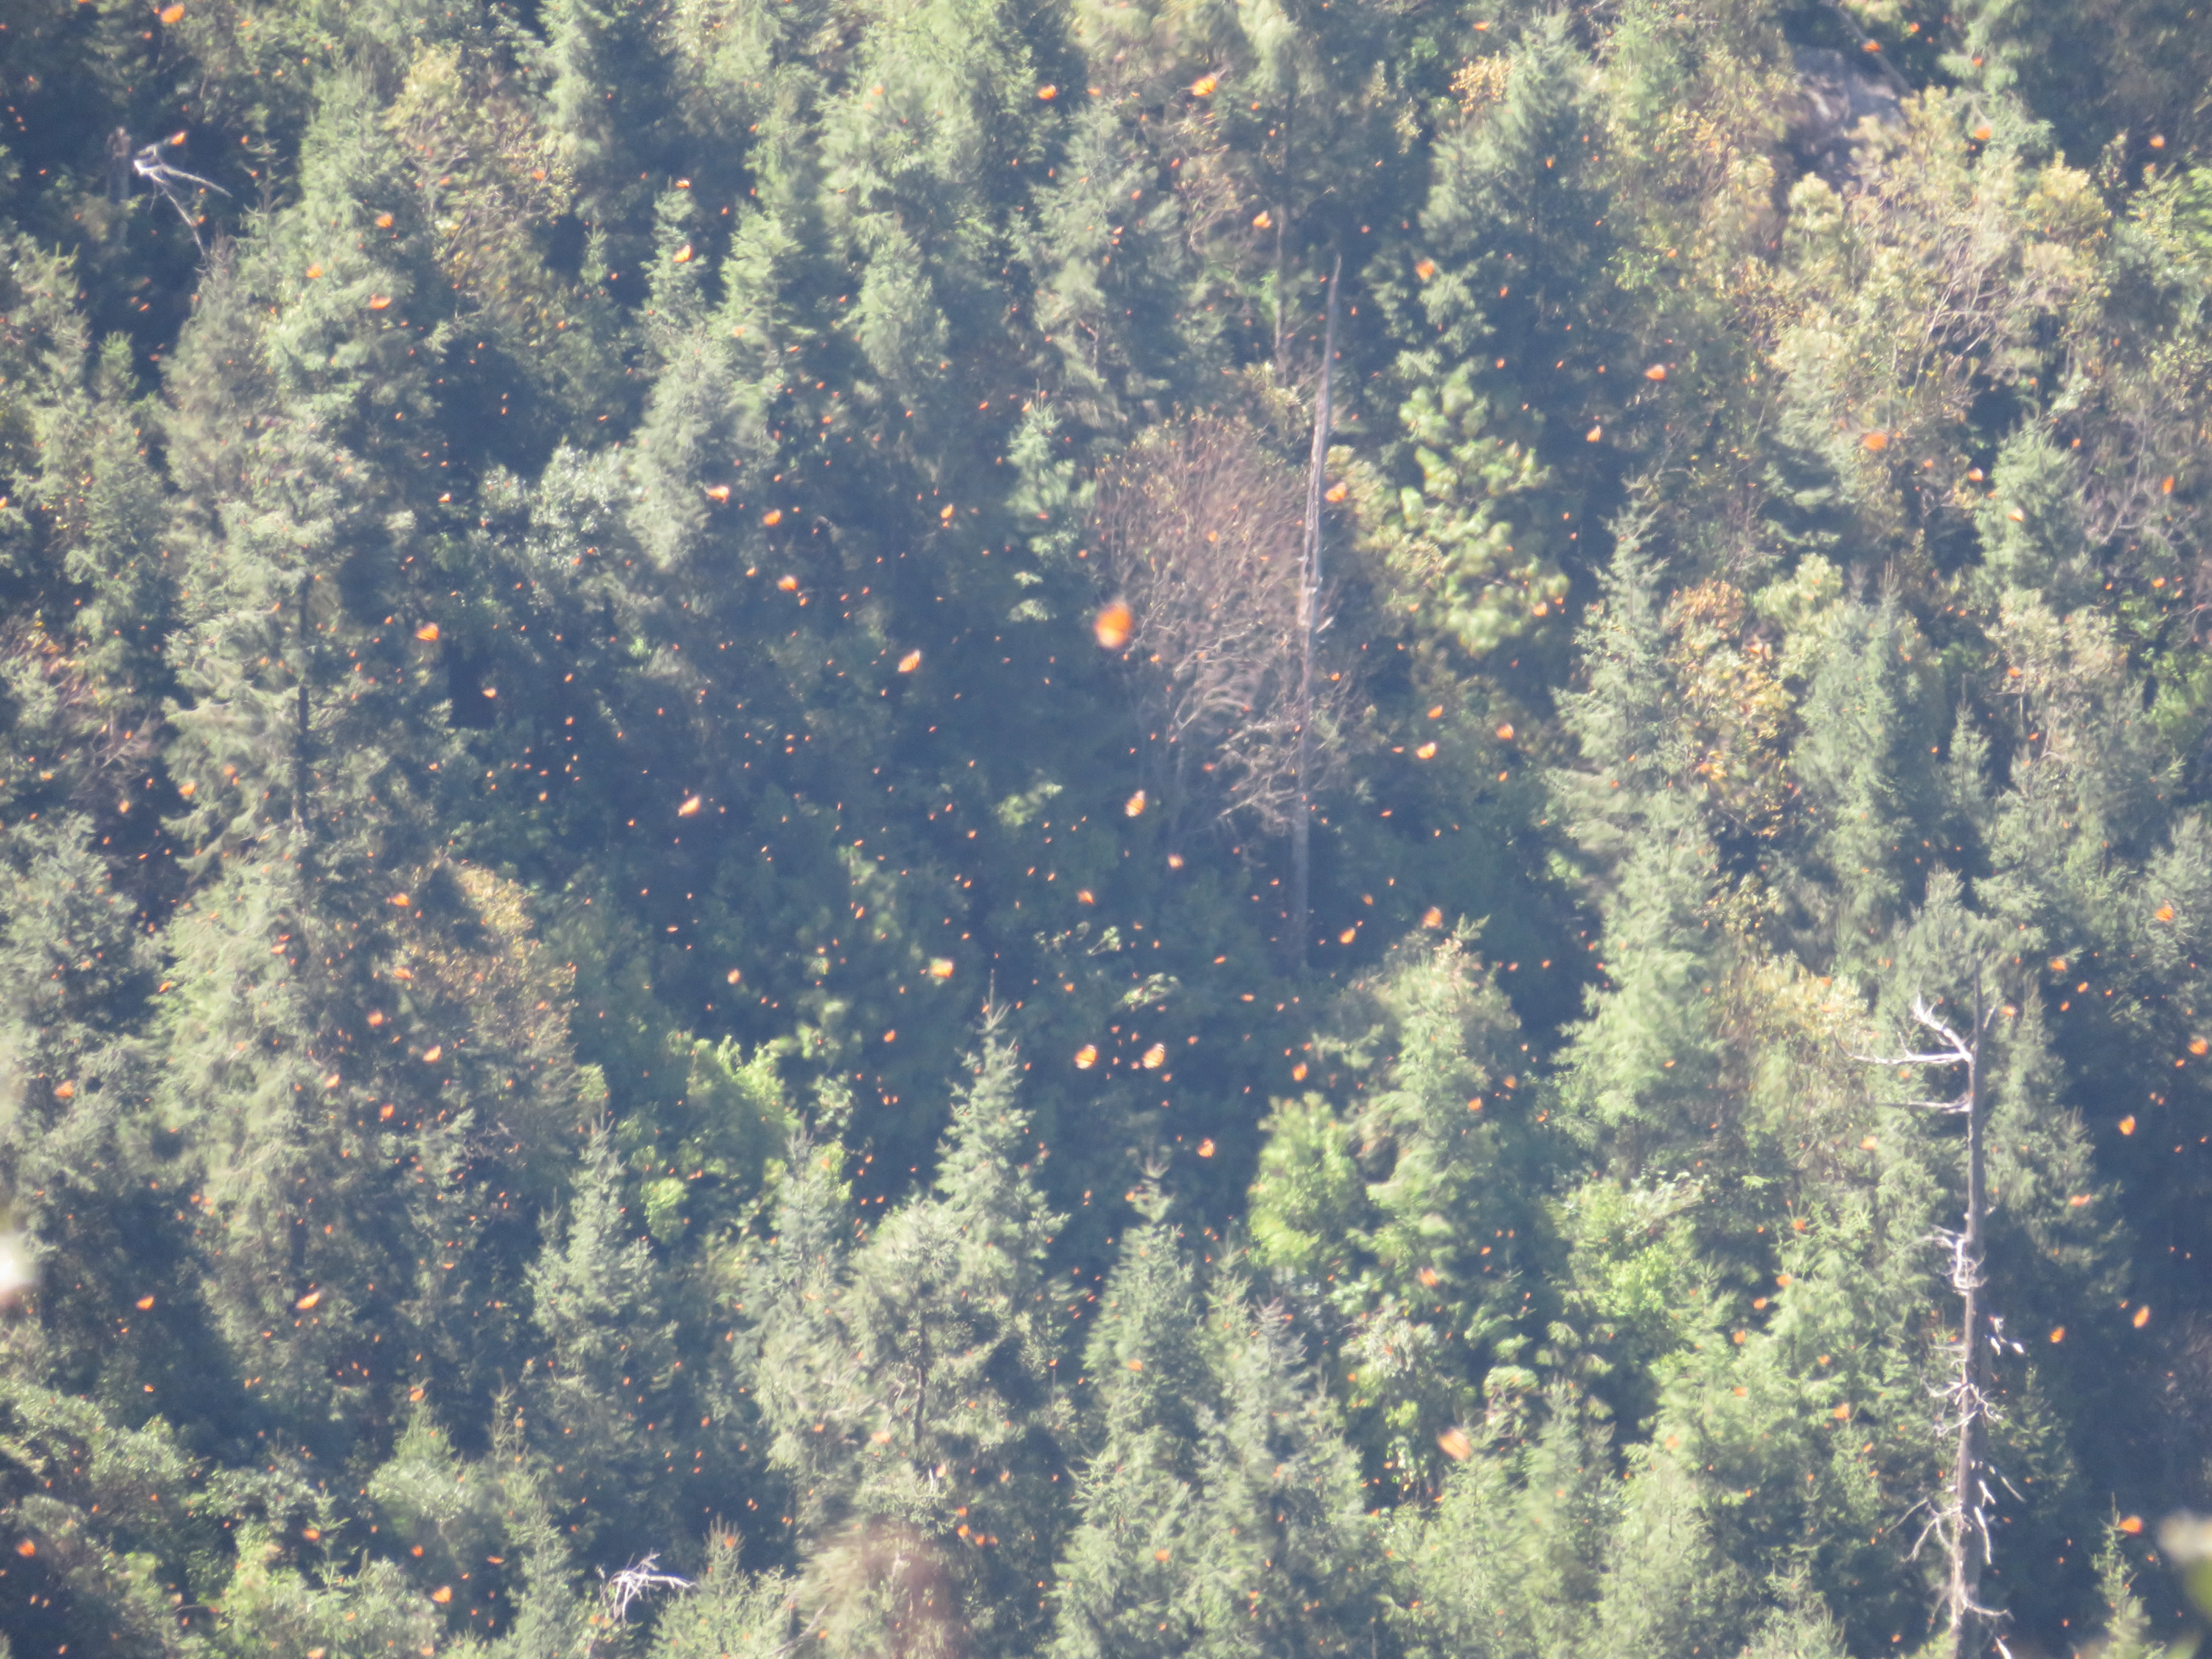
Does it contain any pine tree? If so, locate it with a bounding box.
[523,1121,691,1557]
[1248,934,1543,1477]
[1049,1205,1207,1659]
[1366,10,1621,659]
[1391,1389,1615,1659]
[752,1029,1067,1659]
[1183,1273,1374,1659]
[1792,587,1943,973]
[1552,521,1726,1175]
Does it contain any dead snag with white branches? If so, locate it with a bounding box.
[1091,415,1352,856]
[1857,984,2003,1659]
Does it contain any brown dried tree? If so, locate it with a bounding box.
[1091,416,1350,852]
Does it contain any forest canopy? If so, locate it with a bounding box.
[2,0,2211,1655]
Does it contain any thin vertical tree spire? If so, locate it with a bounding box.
[1290,249,1342,971]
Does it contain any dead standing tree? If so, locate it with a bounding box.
[1290,254,1342,969]
[1092,417,1350,874]
[1857,984,2006,1659]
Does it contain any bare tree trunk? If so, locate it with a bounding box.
[293,572,312,843]
[1945,979,1989,1659]
[1290,252,1342,971]
[1270,93,1296,366]
[1856,986,1997,1659]
[1271,210,1289,366]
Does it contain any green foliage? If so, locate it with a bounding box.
[6,1,2212,1657]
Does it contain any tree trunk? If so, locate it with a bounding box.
[1290,252,1341,971]
[293,571,312,840]
[1944,981,1989,1659]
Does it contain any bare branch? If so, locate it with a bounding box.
[1092,417,1353,844]
[597,1553,692,1625]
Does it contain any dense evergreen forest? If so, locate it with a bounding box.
[4,0,2212,1651]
